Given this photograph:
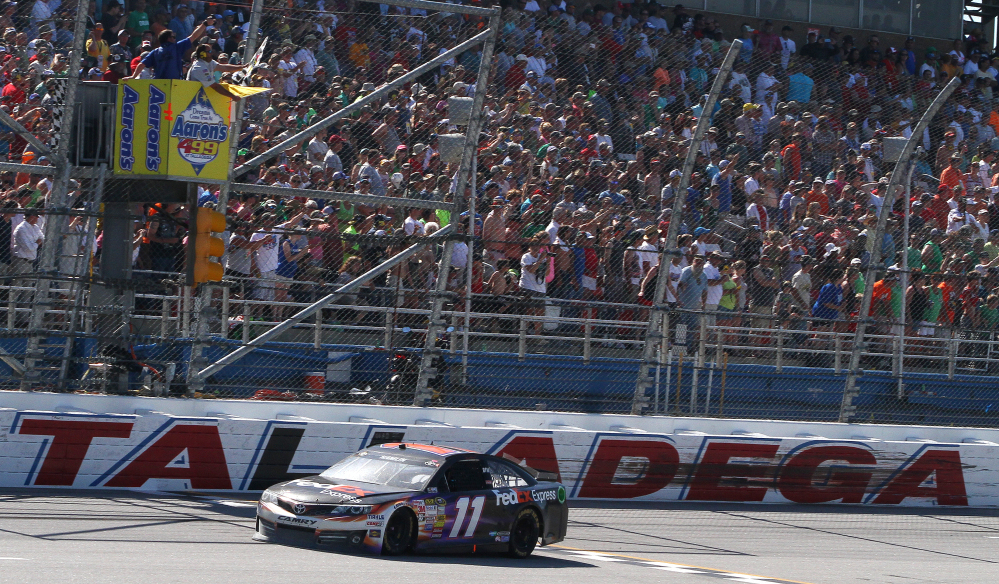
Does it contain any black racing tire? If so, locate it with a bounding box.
[381,509,416,556]
[508,507,541,558]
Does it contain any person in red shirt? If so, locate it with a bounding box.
[928,188,955,230]
[503,57,527,92]
[1,70,27,105]
[755,21,781,57]
[958,272,982,327]
[870,273,896,318]
[131,39,151,74]
[102,55,127,84]
[578,135,600,161]
[804,178,830,215]
[938,274,959,326]
[781,134,804,182]
[939,154,966,194]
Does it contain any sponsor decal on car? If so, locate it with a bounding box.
[379,455,408,462]
[289,480,328,489]
[367,514,385,521]
[368,530,381,538]
[494,490,521,506]
[319,490,361,503]
[366,521,382,527]
[532,488,561,502]
[427,487,438,493]
[493,489,537,505]
[276,516,318,526]
[433,518,446,528]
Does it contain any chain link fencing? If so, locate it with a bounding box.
[3,1,999,428]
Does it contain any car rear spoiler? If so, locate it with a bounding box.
[503,453,559,482]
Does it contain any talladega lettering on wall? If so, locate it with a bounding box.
[1,410,996,507]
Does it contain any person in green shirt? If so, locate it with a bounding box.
[126,0,150,48]
[981,294,999,329]
[849,259,865,294]
[435,192,452,227]
[921,229,944,274]
[520,211,548,239]
[921,275,944,332]
[342,214,363,263]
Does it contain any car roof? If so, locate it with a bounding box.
[370,442,478,458]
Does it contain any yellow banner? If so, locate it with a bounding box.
[114,79,171,176]
[114,79,231,182]
[165,80,231,181]
[218,83,272,99]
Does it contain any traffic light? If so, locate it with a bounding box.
[187,206,226,285]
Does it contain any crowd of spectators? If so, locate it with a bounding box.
[5,0,999,353]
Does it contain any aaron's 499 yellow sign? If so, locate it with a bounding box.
[114,79,232,182]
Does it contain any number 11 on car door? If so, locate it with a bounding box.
[449,496,485,538]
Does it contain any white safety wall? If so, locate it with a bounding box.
[2,393,997,507]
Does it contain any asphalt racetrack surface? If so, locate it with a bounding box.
[1,490,997,584]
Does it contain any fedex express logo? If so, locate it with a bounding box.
[494,487,565,506]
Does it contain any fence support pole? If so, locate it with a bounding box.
[838,77,960,423]
[897,160,915,400]
[413,11,500,406]
[187,0,265,395]
[631,39,742,414]
[21,3,91,391]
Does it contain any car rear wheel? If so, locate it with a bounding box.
[508,508,540,558]
[381,510,416,556]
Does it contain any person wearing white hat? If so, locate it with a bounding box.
[661,169,682,204]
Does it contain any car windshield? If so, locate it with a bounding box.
[319,453,435,491]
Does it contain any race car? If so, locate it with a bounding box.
[254,442,568,557]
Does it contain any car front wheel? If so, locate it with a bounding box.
[381,510,416,555]
[508,508,540,558]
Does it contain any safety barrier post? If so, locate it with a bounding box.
[187,0,265,395]
[21,2,91,391]
[631,39,743,414]
[413,9,501,406]
[838,77,960,423]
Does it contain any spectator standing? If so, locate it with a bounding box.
[131,17,213,79]
[677,255,708,341]
[778,26,796,69]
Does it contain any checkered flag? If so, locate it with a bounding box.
[47,77,68,150]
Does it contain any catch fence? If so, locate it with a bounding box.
[1,1,998,428]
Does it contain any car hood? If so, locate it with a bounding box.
[269,475,417,505]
